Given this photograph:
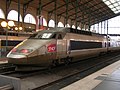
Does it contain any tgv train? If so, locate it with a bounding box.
[7,28,120,69]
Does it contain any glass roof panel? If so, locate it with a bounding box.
[109,5,114,8]
[102,0,120,14]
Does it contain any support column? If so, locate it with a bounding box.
[107,20,109,51]
[65,0,69,27]
[97,23,99,33]
[71,19,74,28]
[18,0,20,30]
[101,22,102,34]
[75,0,78,29]
[93,24,95,30]
[23,5,26,30]
[38,0,42,29]
[88,10,91,31]
[5,0,8,20]
[107,20,108,35]
[104,21,106,34]
[5,0,11,20]
[47,12,52,28]
[23,3,29,30]
[54,0,57,27]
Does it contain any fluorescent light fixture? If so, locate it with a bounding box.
[102,0,120,14]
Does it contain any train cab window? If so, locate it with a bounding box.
[41,33,52,38]
[57,34,62,39]
[51,34,56,39]
[29,32,56,39]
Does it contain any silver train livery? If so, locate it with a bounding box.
[7,28,120,68]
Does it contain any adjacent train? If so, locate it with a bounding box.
[7,28,120,70]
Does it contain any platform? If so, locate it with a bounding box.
[61,60,120,90]
[0,57,8,64]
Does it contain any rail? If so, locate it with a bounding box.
[0,51,120,90]
[0,84,13,90]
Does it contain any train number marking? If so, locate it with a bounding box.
[47,44,56,52]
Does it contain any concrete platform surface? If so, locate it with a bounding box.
[61,60,120,90]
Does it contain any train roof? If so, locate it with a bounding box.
[36,27,106,37]
[46,27,105,37]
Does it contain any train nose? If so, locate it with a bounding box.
[7,48,33,58]
[7,53,27,59]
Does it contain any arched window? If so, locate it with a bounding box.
[43,18,47,26]
[77,27,81,30]
[48,19,55,27]
[24,14,36,24]
[37,16,47,26]
[0,8,5,19]
[65,24,70,27]
[72,25,75,29]
[58,22,64,27]
[7,10,22,22]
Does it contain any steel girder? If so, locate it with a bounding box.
[23,0,35,23]
[68,1,104,26]
[18,0,20,27]
[6,0,12,19]
[23,0,35,14]
[68,1,104,18]
[41,0,55,8]
[72,1,112,25]
[54,0,57,27]
[49,0,77,13]
[57,0,94,16]
[65,0,69,26]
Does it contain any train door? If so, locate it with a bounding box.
[56,33,67,59]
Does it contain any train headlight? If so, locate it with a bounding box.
[11,48,17,53]
[11,48,33,54]
[20,49,33,54]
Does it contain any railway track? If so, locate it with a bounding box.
[0,63,16,74]
[0,51,120,90]
[32,51,120,90]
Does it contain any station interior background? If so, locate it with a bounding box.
[0,1,120,34]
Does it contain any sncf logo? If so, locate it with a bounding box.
[47,44,56,52]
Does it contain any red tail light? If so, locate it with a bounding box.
[11,48,32,54]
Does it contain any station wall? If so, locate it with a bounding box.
[0,0,88,31]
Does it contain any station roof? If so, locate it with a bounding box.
[12,0,120,25]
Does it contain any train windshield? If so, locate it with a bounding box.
[29,32,56,39]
